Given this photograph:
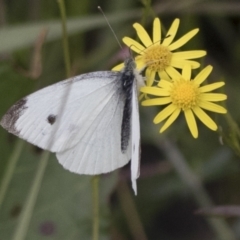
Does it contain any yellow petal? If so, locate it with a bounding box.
[165,65,182,79]
[154,104,177,123]
[192,107,217,131]
[123,37,145,54]
[140,87,170,96]
[168,28,199,51]
[133,23,153,47]
[146,68,156,87]
[184,109,198,138]
[153,18,161,44]
[135,56,146,71]
[158,70,171,81]
[201,93,227,102]
[182,64,191,80]
[170,59,200,69]
[157,79,172,90]
[194,65,213,85]
[172,50,207,60]
[112,62,124,71]
[142,97,172,106]
[198,101,227,113]
[162,19,180,47]
[160,108,181,133]
[199,82,225,93]
[139,93,145,101]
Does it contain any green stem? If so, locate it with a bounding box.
[221,112,240,157]
[225,112,240,138]
[0,140,24,211]
[10,2,71,239]
[12,151,49,240]
[92,176,99,240]
[117,182,148,240]
[141,0,155,23]
[161,139,236,240]
[57,0,71,78]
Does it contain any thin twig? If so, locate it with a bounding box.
[0,140,24,211]
[12,152,50,240]
[57,0,71,78]
[92,176,100,240]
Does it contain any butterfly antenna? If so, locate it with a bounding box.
[98,6,123,50]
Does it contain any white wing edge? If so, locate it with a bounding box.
[131,83,141,195]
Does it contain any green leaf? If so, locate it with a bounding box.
[0,146,118,239]
[0,9,141,53]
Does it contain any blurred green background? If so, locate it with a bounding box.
[1,0,240,239]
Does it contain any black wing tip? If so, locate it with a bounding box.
[0,115,17,135]
[0,98,28,135]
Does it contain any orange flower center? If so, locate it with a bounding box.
[143,45,172,71]
[170,78,200,110]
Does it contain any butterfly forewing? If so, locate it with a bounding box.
[0,71,131,174]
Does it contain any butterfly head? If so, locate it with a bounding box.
[123,58,136,72]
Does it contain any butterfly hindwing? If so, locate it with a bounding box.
[130,73,141,195]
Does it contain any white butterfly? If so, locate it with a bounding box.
[0,58,144,194]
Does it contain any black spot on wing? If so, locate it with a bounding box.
[0,98,28,135]
[47,114,57,125]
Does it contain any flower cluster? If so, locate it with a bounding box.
[113,18,227,138]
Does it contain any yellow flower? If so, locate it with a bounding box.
[140,65,227,138]
[113,18,206,87]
